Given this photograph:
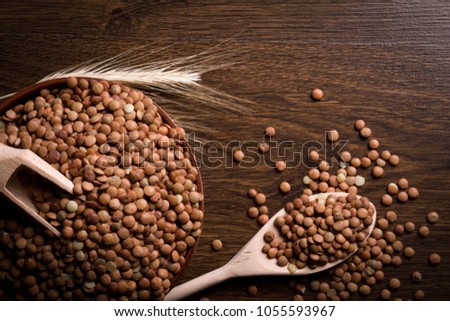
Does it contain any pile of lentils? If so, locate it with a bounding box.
[262,194,374,272]
[241,119,441,301]
[0,77,203,300]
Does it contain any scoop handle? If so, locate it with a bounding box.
[165,263,234,300]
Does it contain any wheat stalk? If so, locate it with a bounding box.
[1,44,250,115]
[39,44,250,114]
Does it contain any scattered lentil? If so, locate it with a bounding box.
[276,160,286,172]
[234,150,245,162]
[255,193,266,205]
[427,212,439,224]
[279,182,291,193]
[388,278,401,290]
[411,271,422,282]
[418,226,429,238]
[247,285,258,297]
[311,88,324,101]
[404,222,415,233]
[381,194,393,206]
[429,253,441,266]
[414,290,425,300]
[265,126,276,137]
[368,139,379,149]
[360,127,372,138]
[354,120,365,130]
[211,239,223,251]
[408,187,419,199]
[327,130,339,142]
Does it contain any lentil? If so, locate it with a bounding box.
[387,183,399,195]
[429,253,441,266]
[264,126,275,137]
[427,212,439,224]
[403,247,415,258]
[408,187,419,199]
[380,289,391,300]
[255,193,266,205]
[360,127,372,138]
[368,139,379,149]
[279,182,291,193]
[248,188,257,199]
[418,226,429,238]
[414,290,425,300]
[234,150,245,162]
[411,271,422,282]
[381,194,393,206]
[389,155,400,166]
[354,120,365,130]
[388,278,401,290]
[258,142,269,153]
[327,130,339,142]
[397,191,408,203]
[276,160,286,171]
[247,285,258,297]
[404,222,415,233]
[311,88,324,101]
[211,239,223,251]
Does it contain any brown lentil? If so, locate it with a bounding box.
[397,178,408,190]
[385,211,397,223]
[311,88,324,101]
[414,290,425,300]
[408,187,419,199]
[264,126,275,137]
[389,155,400,166]
[279,182,291,193]
[429,253,441,266]
[255,193,266,205]
[327,130,339,142]
[372,166,384,178]
[404,222,415,233]
[411,271,422,282]
[380,289,391,300]
[259,142,269,153]
[396,191,408,204]
[381,194,393,206]
[247,207,259,219]
[247,285,258,297]
[403,247,415,259]
[387,183,399,195]
[388,278,401,290]
[248,188,257,199]
[359,127,372,138]
[211,239,223,251]
[427,212,439,224]
[418,226,430,238]
[234,150,245,162]
[354,119,365,130]
[368,139,379,149]
[276,160,286,171]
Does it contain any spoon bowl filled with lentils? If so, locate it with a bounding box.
[0,77,204,300]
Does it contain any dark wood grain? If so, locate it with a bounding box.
[0,1,449,301]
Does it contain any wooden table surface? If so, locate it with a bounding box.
[0,1,449,301]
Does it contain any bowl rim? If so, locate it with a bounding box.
[0,77,204,292]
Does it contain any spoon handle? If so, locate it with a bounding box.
[165,264,234,300]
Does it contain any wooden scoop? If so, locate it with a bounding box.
[165,192,376,300]
[0,143,74,237]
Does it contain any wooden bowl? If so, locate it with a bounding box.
[0,77,204,293]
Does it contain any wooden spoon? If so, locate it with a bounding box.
[165,192,376,300]
[0,143,74,237]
